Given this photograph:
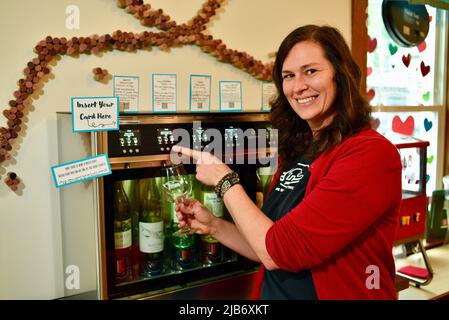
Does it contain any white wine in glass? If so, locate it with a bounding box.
[162,164,196,237]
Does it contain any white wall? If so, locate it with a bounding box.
[0,0,351,299]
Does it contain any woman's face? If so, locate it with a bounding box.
[282,41,337,131]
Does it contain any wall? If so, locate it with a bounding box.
[0,0,351,299]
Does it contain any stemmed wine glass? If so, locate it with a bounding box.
[162,163,197,237]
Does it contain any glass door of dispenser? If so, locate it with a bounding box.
[103,164,258,299]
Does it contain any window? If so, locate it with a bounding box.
[366,0,448,195]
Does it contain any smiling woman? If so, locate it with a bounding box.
[281,41,336,132]
[271,25,372,163]
[174,25,403,300]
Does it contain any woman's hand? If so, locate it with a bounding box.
[171,145,233,186]
[175,198,217,235]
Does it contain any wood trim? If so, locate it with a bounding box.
[351,0,368,95]
[445,107,449,176]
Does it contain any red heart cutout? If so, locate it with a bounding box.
[429,16,433,22]
[367,67,373,76]
[417,41,426,53]
[392,115,415,136]
[420,61,430,77]
[367,36,377,53]
[402,54,411,67]
[370,118,380,130]
[367,89,375,102]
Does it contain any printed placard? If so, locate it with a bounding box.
[113,75,139,113]
[152,74,177,113]
[51,154,112,188]
[219,81,242,112]
[71,96,119,132]
[189,74,211,112]
[262,82,276,111]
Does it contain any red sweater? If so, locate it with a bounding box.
[261,128,402,299]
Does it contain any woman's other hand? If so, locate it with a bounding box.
[175,198,217,235]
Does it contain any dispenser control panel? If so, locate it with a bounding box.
[107,120,276,158]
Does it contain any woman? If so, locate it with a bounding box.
[173,25,402,299]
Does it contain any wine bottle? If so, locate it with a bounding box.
[169,202,196,270]
[113,181,133,283]
[139,178,164,276]
[122,179,141,280]
[256,166,275,208]
[200,184,224,265]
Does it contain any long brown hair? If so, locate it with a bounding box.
[271,25,371,166]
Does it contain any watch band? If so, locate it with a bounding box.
[215,171,239,197]
[219,176,240,198]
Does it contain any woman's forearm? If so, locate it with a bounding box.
[210,217,261,262]
[222,184,278,270]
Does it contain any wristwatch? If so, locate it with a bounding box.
[219,176,240,198]
[215,171,239,197]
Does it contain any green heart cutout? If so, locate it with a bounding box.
[388,43,398,55]
[427,155,434,164]
[423,91,430,101]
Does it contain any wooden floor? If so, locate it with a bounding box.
[398,244,449,300]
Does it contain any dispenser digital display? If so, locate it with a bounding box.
[119,129,141,147]
[157,128,175,145]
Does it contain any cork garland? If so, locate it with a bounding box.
[0,0,275,191]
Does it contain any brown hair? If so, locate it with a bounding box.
[270,25,371,166]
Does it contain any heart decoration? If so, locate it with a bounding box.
[429,16,433,22]
[420,61,430,77]
[427,155,434,164]
[367,36,377,53]
[417,41,426,53]
[422,91,430,101]
[424,118,433,131]
[370,118,380,130]
[402,54,411,67]
[367,89,375,102]
[392,115,415,136]
[388,43,398,55]
[426,174,430,183]
[367,67,373,76]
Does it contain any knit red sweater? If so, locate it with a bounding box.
[259,128,402,299]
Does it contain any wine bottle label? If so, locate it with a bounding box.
[114,218,132,249]
[202,191,223,218]
[139,221,164,253]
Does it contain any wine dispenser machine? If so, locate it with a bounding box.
[56,112,276,299]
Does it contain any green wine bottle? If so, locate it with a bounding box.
[139,178,164,276]
[122,179,141,279]
[256,166,275,208]
[113,181,133,283]
[169,202,196,270]
[200,184,224,265]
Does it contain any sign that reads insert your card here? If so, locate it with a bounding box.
[219,81,242,111]
[51,154,111,188]
[71,96,119,132]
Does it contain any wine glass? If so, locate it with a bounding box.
[162,163,196,237]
